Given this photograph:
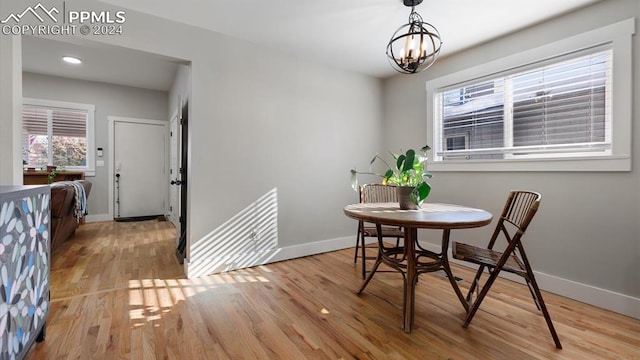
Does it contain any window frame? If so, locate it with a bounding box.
[22,98,96,176]
[426,18,634,172]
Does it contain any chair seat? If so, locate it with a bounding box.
[453,242,526,277]
[362,226,404,238]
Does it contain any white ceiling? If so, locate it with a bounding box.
[22,35,183,91]
[22,0,601,90]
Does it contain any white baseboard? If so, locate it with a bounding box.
[417,241,640,320]
[85,213,112,223]
[267,236,355,262]
[185,236,639,320]
[532,270,640,320]
[185,236,355,278]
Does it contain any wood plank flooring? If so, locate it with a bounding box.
[25,219,640,359]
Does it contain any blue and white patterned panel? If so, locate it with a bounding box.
[0,190,50,360]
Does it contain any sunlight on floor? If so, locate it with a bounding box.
[127,268,271,325]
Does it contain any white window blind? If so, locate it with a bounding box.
[435,47,612,160]
[440,80,505,160]
[23,106,87,137]
[512,51,609,150]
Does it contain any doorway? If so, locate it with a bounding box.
[109,117,168,220]
[168,112,181,229]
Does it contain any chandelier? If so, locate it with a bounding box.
[386,0,442,74]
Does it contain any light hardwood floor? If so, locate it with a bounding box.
[26,219,639,359]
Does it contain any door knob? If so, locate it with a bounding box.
[170,179,182,185]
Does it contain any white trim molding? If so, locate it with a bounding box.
[417,241,640,320]
[426,18,635,172]
[85,213,112,223]
[185,231,639,319]
[185,236,355,278]
[22,97,96,176]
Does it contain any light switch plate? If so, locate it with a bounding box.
[96,160,105,167]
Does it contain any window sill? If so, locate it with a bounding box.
[60,168,95,177]
[428,155,630,172]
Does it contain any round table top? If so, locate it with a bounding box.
[344,202,493,229]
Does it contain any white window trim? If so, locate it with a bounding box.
[23,97,96,176]
[426,18,634,172]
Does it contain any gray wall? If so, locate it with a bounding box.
[0,35,22,185]
[22,72,169,216]
[0,0,383,273]
[383,0,640,298]
[182,25,382,268]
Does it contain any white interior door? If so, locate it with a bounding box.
[113,119,167,218]
[168,114,181,230]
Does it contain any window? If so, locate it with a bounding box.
[444,133,470,159]
[22,98,95,175]
[426,18,634,172]
[437,49,610,161]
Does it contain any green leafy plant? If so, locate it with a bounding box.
[351,145,433,205]
[47,168,58,184]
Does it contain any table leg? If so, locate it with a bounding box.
[403,227,417,332]
[441,229,469,312]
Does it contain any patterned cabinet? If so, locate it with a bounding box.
[0,186,50,360]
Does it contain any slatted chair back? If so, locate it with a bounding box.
[360,183,398,203]
[353,184,404,279]
[502,190,540,232]
[486,190,541,252]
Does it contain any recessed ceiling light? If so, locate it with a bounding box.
[62,56,82,65]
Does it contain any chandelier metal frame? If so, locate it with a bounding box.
[386,0,442,74]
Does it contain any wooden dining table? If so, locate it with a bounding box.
[344,202,493,332]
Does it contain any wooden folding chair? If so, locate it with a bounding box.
[353,184,404,279]
[452,190,562,349]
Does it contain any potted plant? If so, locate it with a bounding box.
[47,167,58,184]
[351,145,432,209]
